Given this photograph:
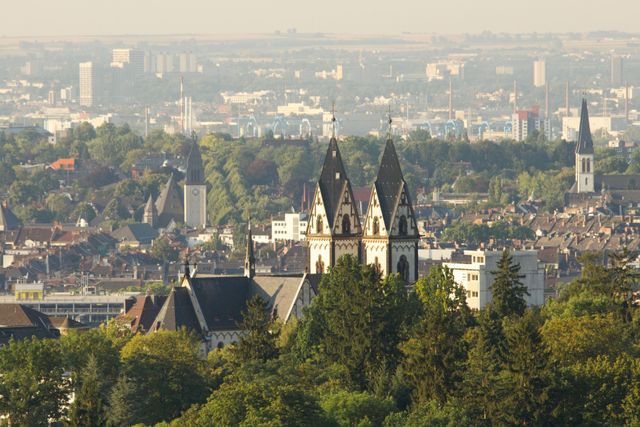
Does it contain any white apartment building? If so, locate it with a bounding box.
[562,115,627,140]
[111,48,145,76]
[533,60,546,88]
[444,250,545,311]
[271,213,308,242]
[79,62,94,107]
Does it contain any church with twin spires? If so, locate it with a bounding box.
[306,117,420,283]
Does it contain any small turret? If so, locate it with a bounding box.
[143,195,157,228]
[244,218,256,279]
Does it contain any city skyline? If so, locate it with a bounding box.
[4,0,640,37]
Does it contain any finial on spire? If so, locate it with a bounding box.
[386,105,393,140]
[331,101,337,138]
[191,130,197,143]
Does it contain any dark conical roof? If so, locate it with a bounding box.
[317,137,353,227]
[375,138,407,228]
[576,99,594,155]
[185,141,204,185]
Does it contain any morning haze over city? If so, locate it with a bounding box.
[0,1,640,426]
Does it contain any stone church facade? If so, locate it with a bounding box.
[307,121,419,283]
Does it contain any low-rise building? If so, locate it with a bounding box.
[271,212,308,242]
[444,250,545,310]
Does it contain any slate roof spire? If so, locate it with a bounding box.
[185,132,204,185]
[576,98,594,155]
[375,113,407,228]
[318,129,351,228]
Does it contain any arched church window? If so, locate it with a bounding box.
[401,192,407,205]
[342,214,351,234]
[582,158,586,173]
[372,217,380,235]
[587,158,591,173]
[398,215,408,236]
[373,257,381,274]
[397,255,409,281]
[316,216,323,233]
[315,255,325,273]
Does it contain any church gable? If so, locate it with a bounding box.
[331,182,361,236]
[388,184,419,239]
[307,184,330,236]
[363,186,389,238]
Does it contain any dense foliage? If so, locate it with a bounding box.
[1,251,640,425]
[1,122,622,226]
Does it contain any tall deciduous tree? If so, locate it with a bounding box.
[120,330,210,425]
[0,338,68,426]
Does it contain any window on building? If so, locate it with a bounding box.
[398,215,408,236]
[342,214,351,234]
[397,255,409,281]
[315,255,325,273]
[373,257,381,274]
[372,217,380,235]
[316,216,323,233]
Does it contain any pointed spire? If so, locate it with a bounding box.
[576,98,594,154]
[318,126,350,228]
[244,217,255,278]
[185,136,204,185]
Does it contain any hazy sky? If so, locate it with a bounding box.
[4,0,639,37]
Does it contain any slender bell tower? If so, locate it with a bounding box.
[575,99,595,193]
[184,132,207,228]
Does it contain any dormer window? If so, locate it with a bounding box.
[332,150,336,158]
[335,172,340,179]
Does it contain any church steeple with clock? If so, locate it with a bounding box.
[184,133,207,229]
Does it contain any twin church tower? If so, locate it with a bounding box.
[306,118,420,282]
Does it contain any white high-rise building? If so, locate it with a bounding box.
[112,48,144,76]
[444,250,545,311]
[533,59,546,88]
[611,55,624,87]
[79,62,95,107]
